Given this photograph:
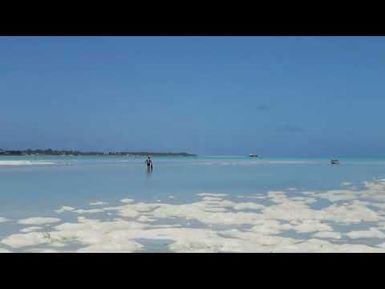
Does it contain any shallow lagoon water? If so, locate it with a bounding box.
[1,156,385,252]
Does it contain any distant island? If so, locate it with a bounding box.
[0,149,196,157]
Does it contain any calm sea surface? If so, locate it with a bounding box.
[1,155,385,251]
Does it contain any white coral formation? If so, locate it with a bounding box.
[18,217,61,225]
[55,206,75,213]
[0,217,9,223]
[3,179,385,252]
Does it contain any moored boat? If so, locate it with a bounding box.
[330,159,340,165]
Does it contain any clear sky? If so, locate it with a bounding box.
[1,36,385,157]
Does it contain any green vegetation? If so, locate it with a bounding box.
[0,149,196,157]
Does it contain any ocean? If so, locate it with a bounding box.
[1,155,385,252]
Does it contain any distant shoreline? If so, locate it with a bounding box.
[0,149,197,157]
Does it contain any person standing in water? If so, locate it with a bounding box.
[145,156,153,171]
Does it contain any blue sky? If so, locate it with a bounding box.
[1,36,385,157]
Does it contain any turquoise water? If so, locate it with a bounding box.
[1,155,385,218]
[2,156,385,252]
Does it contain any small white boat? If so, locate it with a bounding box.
[249,154,258,158]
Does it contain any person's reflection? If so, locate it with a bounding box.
[145,161,153,185]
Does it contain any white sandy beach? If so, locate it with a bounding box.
[0,160,54,166]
